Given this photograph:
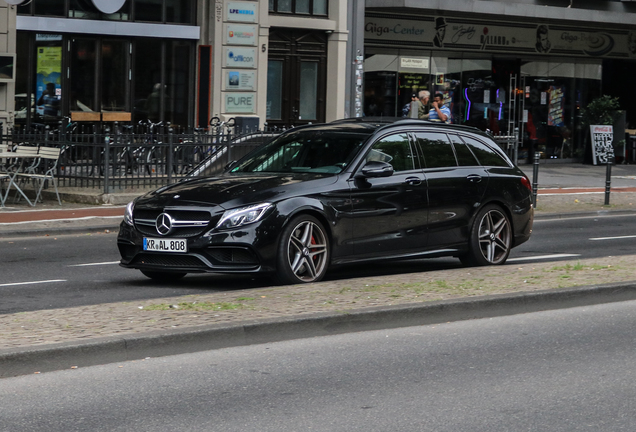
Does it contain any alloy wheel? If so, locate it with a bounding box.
[286,220,328,282]
[477,209,511,264]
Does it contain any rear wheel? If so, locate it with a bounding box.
[460,204,512,266]
[274,215,330,284]
[140,270,187,281]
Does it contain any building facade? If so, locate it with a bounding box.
[4,0,349,132]
[361,0,636,161]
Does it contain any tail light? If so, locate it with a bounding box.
[520,175,532,191]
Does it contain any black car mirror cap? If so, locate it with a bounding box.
[357,161,394,178]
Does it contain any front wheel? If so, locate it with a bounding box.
[275,215,330,285]
[460,204,512,266]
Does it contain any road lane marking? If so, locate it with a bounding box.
[0,279,67,287]
[69,261,120,267]
[589,235,636,241]
[508,254,581,262]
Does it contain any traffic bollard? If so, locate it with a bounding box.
[605,156,613,205]
[532,151,540,208]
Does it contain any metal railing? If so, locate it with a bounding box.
[2,122,280,194]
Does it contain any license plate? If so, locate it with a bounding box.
[143,238,188,253]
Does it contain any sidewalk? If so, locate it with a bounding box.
[1,163,636,377]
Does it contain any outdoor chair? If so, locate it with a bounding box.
[3,145,61,206]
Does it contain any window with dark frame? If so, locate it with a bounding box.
[18,0,196,24]
[268,0,328,16]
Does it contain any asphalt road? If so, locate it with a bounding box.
[2,299,636,431]
[1,212,635,314]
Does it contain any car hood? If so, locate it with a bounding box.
[135,173,339,209]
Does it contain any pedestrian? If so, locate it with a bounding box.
[428,93,451,123]
[418,90,431,120]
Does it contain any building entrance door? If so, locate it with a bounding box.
[266,29,327,128]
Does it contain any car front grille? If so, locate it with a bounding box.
[134,209,214,238]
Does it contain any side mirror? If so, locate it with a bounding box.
[357,161,394,178]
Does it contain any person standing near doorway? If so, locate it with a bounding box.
[429,93,451,123]
[418,90,431,120]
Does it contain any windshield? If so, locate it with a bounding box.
[229,130,370,174]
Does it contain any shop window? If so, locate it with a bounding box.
[269,0,328,16]
[135,0,164,22]
[101,41,128,112]
[133,39,194,127]
[69,38,97,113]
[166,41,192,128]
[267,60,283,120]
[14,33,32,125]
[134,39,162,122]
[166,0,193,24]
[69,0,131,20]
[33,0,65,17]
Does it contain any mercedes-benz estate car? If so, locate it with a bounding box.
[117,119,534,284]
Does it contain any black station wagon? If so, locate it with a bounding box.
[118,119,534,284]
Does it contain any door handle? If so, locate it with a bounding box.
[405,176,422,186]
[467,174,482,183]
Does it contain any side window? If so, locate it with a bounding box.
[460,135,511,167]
[365,134,415,172]
[414,132,457,169]
[449,134,479,166]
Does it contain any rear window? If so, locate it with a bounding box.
[460,135,511,167]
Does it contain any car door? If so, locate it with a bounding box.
[414,131,489,249]
[348,132,428,259]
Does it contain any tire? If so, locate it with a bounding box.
[460,204,512,266]
[140,270,187,281]
[274,215,330,284]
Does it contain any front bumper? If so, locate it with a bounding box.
[117,219,279,274]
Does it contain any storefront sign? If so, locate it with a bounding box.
[591,125,614,165]
[400,57,429,70]
[365,15,635,58]
[225,70,256,91]
[36,34,63,42]
[548,86,565,127]
[225,92,255,113]
[227,2,258,23]
[36,47,62,116]
[224,24,257,46]
[224,47,256,68]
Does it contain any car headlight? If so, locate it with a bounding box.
[215,203,272,230]
[124,201,135,226]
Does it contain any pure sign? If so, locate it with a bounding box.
[590,125,614,165]
[225,93,255,113]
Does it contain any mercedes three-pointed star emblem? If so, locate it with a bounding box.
[155,213,174,236]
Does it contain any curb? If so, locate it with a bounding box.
[3,281,636,378]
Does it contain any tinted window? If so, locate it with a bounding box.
[231,131,369,174]
[415,132,457,169]
[365,134,415,172]
[460,135,511,167]
[449,134,479,166]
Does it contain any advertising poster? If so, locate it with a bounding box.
[36,46,62,116]
[547,85,565,127]
[590,125,614,165]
